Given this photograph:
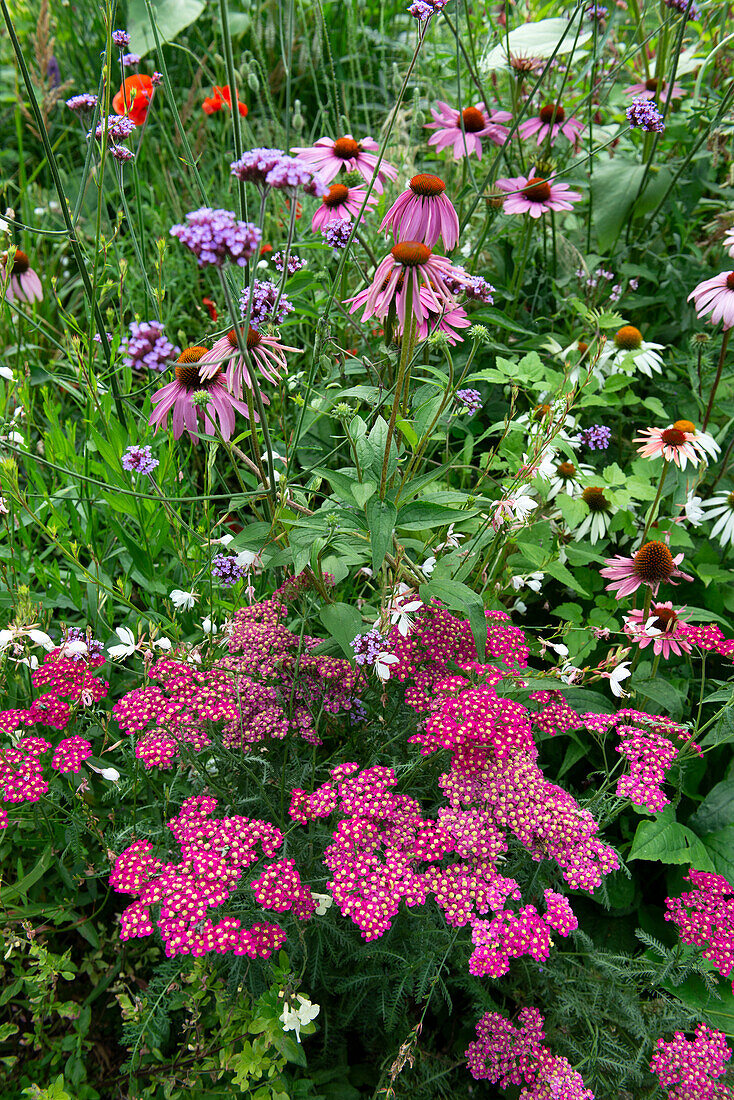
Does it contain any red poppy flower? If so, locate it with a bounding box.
[202,297,218,323]
[202,85,248,117]
[112,75,154,126]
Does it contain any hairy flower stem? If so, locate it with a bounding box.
[641,458,670,544]
[380,280,415,499]
[702,328,731,432]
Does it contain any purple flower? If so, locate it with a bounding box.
[408,0,448,18]
[585,3,608,18]
[92,114,136,143]
[112,29,131,48]
[110,145,135,163]
[211,554,246,588]
[273,251,306,275]
[47,56,61,88]
[170,208,262,268]
[351,627,387,667]
[93,332,113,344]
[120,321,179,372]
[122,53,141,67]
[664,0,700,17]
[121,444,159,476]
[239,280,294,329]
[230,148,287,187]
[322,219,352,251]
[445,267,495,303]
[579,424,611,450]
[60,626,104,660]
[455,388,482,415]
[67,93,98,113]
[626,99,665,133]
[265,156,328,196]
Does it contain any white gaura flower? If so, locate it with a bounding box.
[375,651,399,682]
[108,626,138,660]
[387,584,422,637]
[574,485,618,544]
[607,661,632,698]
[0,625,54,653]
[510,571,544,592]
[523,448,557,481]
[87,762,121,782]
[684,493,705,527]
[312,893,333,916]
[597,326,664,379]
[170,589,198,611]
[490,492,537,530]
[280,994,320,1042]
[153,636,172,651]
[558,663,582,685]
[0,365,14,381]
[202,617,218,635]
[420,556,436,576]
[211,532,235,547]
[546,458,594,500]
[434,523,464,552]
[235,548,263,571]
[700,491,734,547]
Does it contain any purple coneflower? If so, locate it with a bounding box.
[624,77,685,101]
[198,327,300,395]
[170,208,262,268]
[290,135,398,193]
[496,175,582,218]
[425,101,511,159]
[600,542,692,598]
[311,183,375,231]
[624,602,692,660]
[688,271,734,329]
[380,174,459,250]
[2,249,43,303]
[352,242,465,327]
[518,104,584,147]
[149,346,252,441]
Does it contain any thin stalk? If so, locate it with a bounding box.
[219,0,247,222]
[702,329,731,431]
[641,458,670,543]
[380,279,415,499]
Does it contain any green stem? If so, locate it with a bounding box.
[641,458,670,543]
[380,279,415,499]
[702,328,731,432]
[218,0,247,222]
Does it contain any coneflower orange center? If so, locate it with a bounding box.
[540,103,566,124]
[674,419,696,433]
[410,173,446,197]
[11,249,29,275]
[661,427,687,446]
[557,461,576,478]
[461,106,485,132]
[533,403,552,420]
[615,325,642,350]
[391,242,431,267]
[645,78,659,92]
[582,486,611,512]
[727,273,734,290]
[522,178,552,203]
[175,361,220,388]
[333,137,360,159]
[227,327,262,350]
[577,341,589,354]
[632,541,674,583]
[650,606,678,632]
[324,183,350,207]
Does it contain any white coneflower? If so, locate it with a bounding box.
[598,325,665,378]
[575,485,618,543]
[700,491,734,548]
[546,458,594,500]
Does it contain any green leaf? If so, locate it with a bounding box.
[592,160,648,251]
[689,782,734,835]
[629,810,714,868]
[542,559,590,597]
[635,676,686,716]
[701,827,734,882]
[702,708,734,747]
[128,0,205,57]
[351,480,377,509]
[419,578,486,661]
[395,417,418,448]
[319,603,362,659]
[396,501,474,530]
[556,494,587,529]
[273,1032,308,1067]
[662,972,734,1037]
[366,498,396,572]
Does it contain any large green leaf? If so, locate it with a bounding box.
[366,498,396,572]
[591,161,646,251]
[689,782,734,835]
[629,810,714,868]
[128,0,206,57]
[397,501,475,530]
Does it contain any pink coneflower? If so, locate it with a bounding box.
[634,424,704,469]
[518,103,584,147]
[2,249,43,303]
[311,183,375,231]
[425,101,511,160]
[380,174,459,250]
[496,175,582,218]
[354,242,465,327]
[624,602,692,660]
[723,227,734,258]
[688,271,734,329]
[149,347,252,441]
[290,135,397,193]
[410,290,470,344]
[624,77,685,100]
[600,541,693,598]
[198,327,300,395]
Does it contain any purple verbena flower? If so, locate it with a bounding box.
[47,56,61,88]
[579,424,611,451]
[67,93,98,113]
[92,114,136,144]
[239,280,294,329]
[110,145,135,163]
[112,29,131,48]
[626,99,665,133]
[93,332,113,344]
[664,0,700,18]
[211,554,246,588]
[322,219,352,251]
[273,251,307,275]
[585,3,608,18]
[61,626,104,660]
[455,388,482,415]
[121,444,159,476]
[120,321,179,372]
[351,627,387,667]
[122,53,141,67]
[152,72,163,86]
[230,148,287,187]
[445,267,495,303]
[265,156,328,196]
[170,208,262,268]
[408,0,448,18]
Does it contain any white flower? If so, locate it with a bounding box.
[490,492,537,529]
[153,636,171,651]
[7,431,25,445]
[0,366,14,381]
[0,626,53,653]
[312,893,333,916]
[684,494,705,527]
[607,661,632,698]
[28,629,54,650]
[546,641,569,658]
[598,334,665,379]
[0,496,8,514]
[559,663,582,685]
[700,492,734,548]
[574,486,618,544]
[546,458,594,500]
[87,762,121,782]
[202,617,218,635]
[375,652,399,682]
[723,226,734,259]
[420,556,436,576]
[107,626,138,660]
[511,572,544,592]
[434,523,464,552]
[235,549,263,571]
[14,655,40,670]
[523,449,556,481]
[279,994,320,1042]
[387,588,422,637]
[261,451,287,482]
[513,598,528,615]
[62,639,89,658]
[212,533,235,547]
[170,589,198,611]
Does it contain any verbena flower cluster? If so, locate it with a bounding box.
[626,98,666,132]
[239,279,294,328]
[121,444,159,475]
[170,208,262,267]
[578,424,612,450]
[120,321,179,373]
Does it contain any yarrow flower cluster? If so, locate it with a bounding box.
[239,280,294,329]
[52,735,93,773]
[170,208,262,267]
[120,321,179,373]
[121,444,159,476]
[650,1025,733,1100]
[626,98,666,132]
[665,871,734,989]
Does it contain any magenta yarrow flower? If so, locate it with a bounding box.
[624,602,692,660]
[497,174,582,218]
[634,424,704,469]
[380,174,459,250]
[518,103,584,146]
[2,250,43,304]
[624,77,685,100]
[149,346,252,442]
[688,271,734,329]
[600,541,693,598]
[198,327,300,395]
[291,135,398,193]
[170,208,262,268]
[425,101,511,159]
[311,183,375,231]
[355,241,466,327]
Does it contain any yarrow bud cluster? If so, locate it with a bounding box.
[120,321,179,373]
[650,1024,733,1100]
[665,871,734,988]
